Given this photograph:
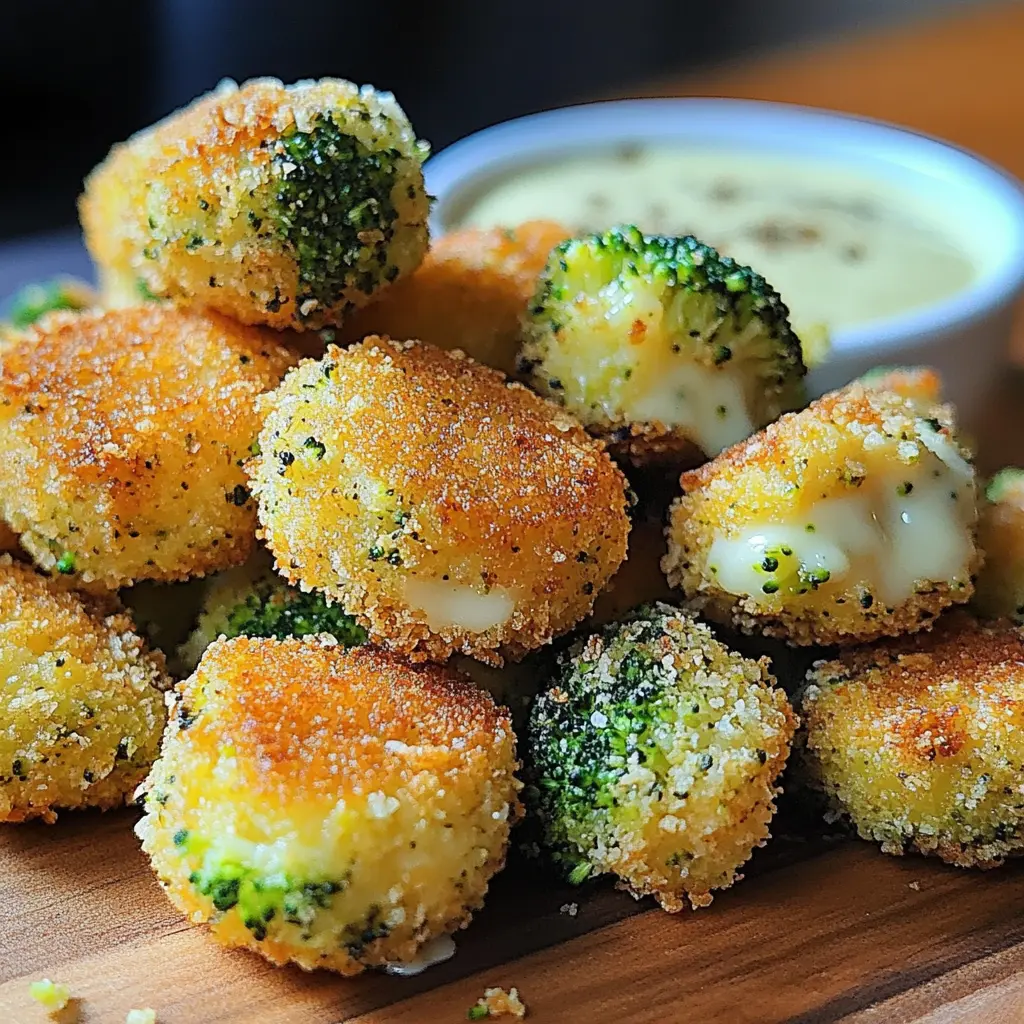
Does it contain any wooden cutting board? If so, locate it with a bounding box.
[4,4,1024,1021]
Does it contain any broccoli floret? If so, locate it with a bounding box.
[270,115,421,320]
[179,555,366,670]
[183,851,351,942]
[518,226,806,463]
[525,602,795,910]
[5,277,95,330]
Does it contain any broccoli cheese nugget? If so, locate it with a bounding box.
[0,557,167,823]
[663,375,980,645]
[138,636,521,974]
[527,603,796,910]
[0,306,295,589]
[81,78,429,330]
[251,339,631,663]
[339,221,569,375]
[800,614,1024,867]
[519,227,806,465]
[973,469,1024,624]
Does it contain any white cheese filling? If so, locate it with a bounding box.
[626,361,754,456]
[404,579,515,632]
[707,435,975,607]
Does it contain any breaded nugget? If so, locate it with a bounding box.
[0,557,167,823]
[519,227,806,465]
[973,469,1024,624]
[81,78,429,330]
[800,614,1024,867]
[663,376,979,645]
[250,339,631,663]
[138,636,521,974]
[0,306,295,589]
[527,603,796,910]
[339,221,568,375]
[178,550,366,672]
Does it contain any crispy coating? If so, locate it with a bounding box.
[81,78,429,330]
[528,604,797,910]
[339,221,569,375]
[250,338,631,663]
[0,306,296,589]
[0,557,167,823]
[800,614,1024,867]
[663,377,980,645]
[973,469,1024,624]
[138,636,521,974]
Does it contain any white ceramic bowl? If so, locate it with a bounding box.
[425,98,1024,424]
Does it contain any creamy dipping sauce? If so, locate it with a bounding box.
[455,147,976,333]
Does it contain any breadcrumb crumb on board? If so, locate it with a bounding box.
[467,986,527,1019]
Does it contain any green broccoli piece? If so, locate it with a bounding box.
[179,555,366,670]
[184,852,352,942]
[5,277,95,330]
[525,602,795,910]
[269,114,426,320]
[518,226,806,462]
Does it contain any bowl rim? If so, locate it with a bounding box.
[425,97,1024,359]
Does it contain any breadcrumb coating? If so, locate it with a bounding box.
[800,613,1024,867]
[973,469,1024,624]
[528,604,796,911]
[81,78,429,330]
[0,306,295,589]
[339,221,569,375]
[0,557,167,823]
[663,377,980,645]
[250,338,631,663]
[138,636,521,974]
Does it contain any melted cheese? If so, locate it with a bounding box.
[626,361,754,456]
[404,579,515,632]
[383,934,457,976]
[707,440,975,607]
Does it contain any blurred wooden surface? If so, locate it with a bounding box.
[4,4,1024,1023]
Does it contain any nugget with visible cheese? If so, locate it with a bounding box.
[250,339,631,663]
[519,227,807,465]
[137,636,521,974]
[0,306,295,589]
[663,375,980,645]
[81,78,429,330]
[800,614,1024,867]
[972,468,1024,624]
[0,557,167,823]
[339,221,569,375]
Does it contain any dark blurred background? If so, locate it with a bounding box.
[1,0,980,245]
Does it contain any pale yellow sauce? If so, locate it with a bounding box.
[456,147,976,333]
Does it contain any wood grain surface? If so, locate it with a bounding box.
[5,3,1024,1022]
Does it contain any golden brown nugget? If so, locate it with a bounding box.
[663,376,980,645]
[138,636,521,974]
[81,78,429,330]
[972,468,1024,624]
[250,338,631,663]
[0,306,295,588]
[800,614,1024,867]
[339,221,569,374]
[0,557,167,823]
